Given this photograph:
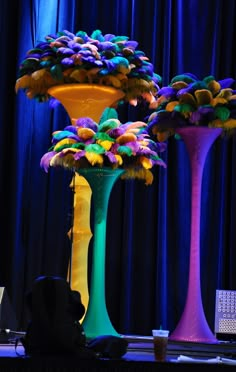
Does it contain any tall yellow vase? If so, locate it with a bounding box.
[47,84,124,314]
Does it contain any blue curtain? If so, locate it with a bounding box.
[1,0,236,335]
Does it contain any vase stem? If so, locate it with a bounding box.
[77,168,124,339]
[170,126,222,343]
[48,85,125,314]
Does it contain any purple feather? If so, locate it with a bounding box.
[41,51,55,58]
[98,41,117,51]
[105,152,118,163]
[104,34,116,41]
[107,127,126,138]
[74,150,86,160]
[67,40,82,52]
[26,53,41,59]
[61,58,74,66]
[81,56,97,63]
[75,118,98,131]
[219,78,235,89]
[36,42,52,49]
[124,141,139,153]
[124,40,139,49]
[57,47,74,55]
[64,125,78,134]
[190,107,215,124]
[40,151,56,172]
[158,87,176,98]
[62,30,76,39]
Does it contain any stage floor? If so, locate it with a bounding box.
[125,334,236,364]
[1,332,236,371]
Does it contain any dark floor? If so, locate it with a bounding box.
[1,331,236,366]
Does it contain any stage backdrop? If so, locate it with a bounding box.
[0,0,236,335]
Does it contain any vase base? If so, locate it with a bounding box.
[169,335,219,344]
[82,317,121,339]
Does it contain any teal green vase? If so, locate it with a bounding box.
[77,167,124,339]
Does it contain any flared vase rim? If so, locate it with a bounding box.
[47,83,125,98]
[175,126,223,134]
[76,167,125,175]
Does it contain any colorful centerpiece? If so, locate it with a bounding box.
[147,73,236,343]
[40,110,167,184]
[15,28,161,107]
[39,109,166,338]
[15,28,164,334]
[147,73,236,140]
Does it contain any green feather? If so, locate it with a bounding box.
[99,108,118,124]
[174,103,193,113]
[27,48,44,54]
[53,131,74,140]
[191,81,208,90]
[75,31,88,41]
[50,64,63,80]
[71,143,85,149]
[95,132,114,142]
[40,60,53,68]
[91,29,104,42]
[214,106,230,121]
[98,118,119,132]
[117,146,133,156]
[110,36,129,42]
[203,75,215,84]
[54,144,72,152]
[171,74,197,84]
[86,144,105,154]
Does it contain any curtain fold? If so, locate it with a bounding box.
[0,0,236,335]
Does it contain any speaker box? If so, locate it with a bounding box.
[0,287,17,331]
[214,289,236,341]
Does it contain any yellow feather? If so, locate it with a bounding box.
[15,70,58,98]
[106,75,122,88]
[166,101,179,112]
[209,118,236,130]
[69,69,88,83]
[54,138,77,150]
[77,128,95,139]
[139,156,152,169]
[211,97,227,106]
[207,80,221,95]
[61,148,80,154]
[216,88,233,99]
[171,81,188,89]
[121,168,153,185]
[117,133,137,144]
[221,118,236,129]
[126,121,146,131]
[179,92,196,106]
[194,89,212,105]
[97,140,113,151]
[50,153,76,168]
[114,154,123,165]
[209,118,223,128]
[85,153,104,166]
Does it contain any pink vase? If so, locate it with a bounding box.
[169,126,222,343]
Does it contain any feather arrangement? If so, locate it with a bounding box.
[15,29,161,106]
[40,110,167,185]
[147,73,236,141]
